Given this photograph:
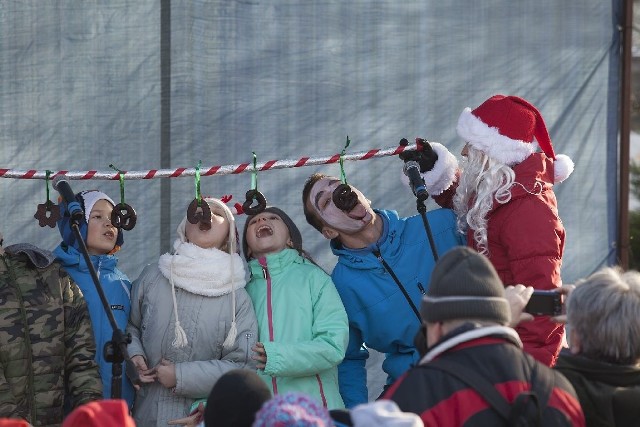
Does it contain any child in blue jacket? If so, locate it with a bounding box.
[54,190,134,407]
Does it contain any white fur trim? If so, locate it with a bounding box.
[457,108,534,166]
[399,143,458,196]
[553,154,574,183]
[422,143,458,195]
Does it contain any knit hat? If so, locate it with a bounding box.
[421,246,511,325]
[252,392,333,427]
[62,399,135,427]
[204,369,272,427]
[456,94,574,182]
[170,197,240,350]
[0,420,31,427]
[242,206,303,261]
[57,190,124,251]
[351,400,424,427]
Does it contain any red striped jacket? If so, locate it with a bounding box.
[383,324,584,426]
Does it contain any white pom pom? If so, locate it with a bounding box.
[554,154,574,183]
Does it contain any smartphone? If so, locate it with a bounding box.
[524,290,563,316]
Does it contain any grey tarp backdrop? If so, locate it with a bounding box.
[0,1,622,400]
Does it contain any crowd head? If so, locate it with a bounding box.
[567,267,640,365]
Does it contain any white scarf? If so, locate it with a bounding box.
[158,240,246,297]
[158,239,246,349]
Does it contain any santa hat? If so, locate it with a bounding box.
[456,94,574,183]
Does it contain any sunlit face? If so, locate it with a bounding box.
[86,199,119,255]
[244,211,291,259]
[307,178,374,235]
[185,205,229,249]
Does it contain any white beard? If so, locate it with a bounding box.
[453,148,515,255]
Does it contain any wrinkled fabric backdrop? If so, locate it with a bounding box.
[0,1,622,399]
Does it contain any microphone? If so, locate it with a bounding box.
[403,160,429,201]
[52,175,84,223]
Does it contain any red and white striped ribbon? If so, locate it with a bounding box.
[0,143,423,180]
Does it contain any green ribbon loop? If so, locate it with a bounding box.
[109,164,126,205]
[251,152,258,190]
[45,170,51,202]
[339,136,351,185]
[195,160,202,205]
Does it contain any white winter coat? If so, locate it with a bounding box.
[127,244,258,427]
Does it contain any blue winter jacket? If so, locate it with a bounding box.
[330,208,463,407]
[53,244,135,407]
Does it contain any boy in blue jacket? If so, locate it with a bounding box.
[302,174,463,407]
[54,190,134,408]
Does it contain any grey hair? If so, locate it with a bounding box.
[453,146,515,255]
[567,267,640,365]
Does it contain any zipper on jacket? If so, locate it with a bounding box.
[315,374,328,408]
[243,332,253,367]
[258,257,278,395]
[417,282,426,295]
[372,249,422,322]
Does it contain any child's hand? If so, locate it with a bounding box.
[252,342,268,370]
[168,402,205,426]
[130,355,156,390]
[156,358,177,389]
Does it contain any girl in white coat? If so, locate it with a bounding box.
[127,197,258,427]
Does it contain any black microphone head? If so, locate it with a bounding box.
[51,174,68,191]
[403,160,420,175]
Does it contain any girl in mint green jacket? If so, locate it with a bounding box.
[242,206,348,410]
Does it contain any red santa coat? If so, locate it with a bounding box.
[433,153,565,366]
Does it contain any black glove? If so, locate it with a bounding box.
[398,138,438,173]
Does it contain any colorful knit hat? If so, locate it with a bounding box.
[57,190,124,251]
[252,392,334,427]
[456,94,574,182]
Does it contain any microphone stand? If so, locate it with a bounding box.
[67,215,139,399]
[407,164,439,263]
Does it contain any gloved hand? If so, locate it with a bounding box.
[399,138,439,173]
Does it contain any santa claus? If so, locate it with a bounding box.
[403,94,574,366]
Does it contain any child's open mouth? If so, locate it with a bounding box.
[256,225,273,238]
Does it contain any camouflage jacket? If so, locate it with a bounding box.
[0,244,102,426]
